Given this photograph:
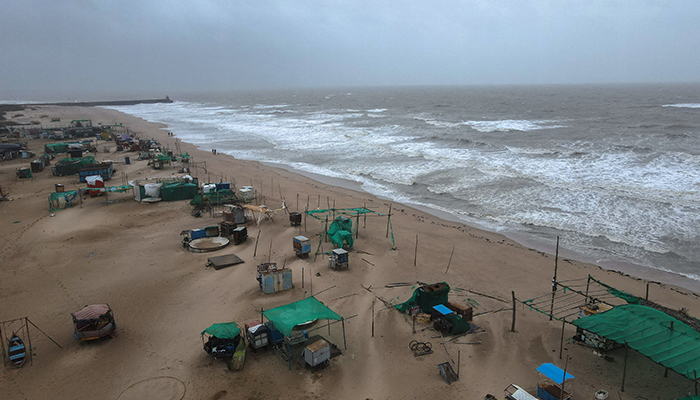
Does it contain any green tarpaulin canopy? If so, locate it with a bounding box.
[396,282,450,313]
[573,304,700,380]
[201,322,241,339]
[263,297,342,337]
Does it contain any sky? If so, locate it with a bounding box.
[1,0,700,98]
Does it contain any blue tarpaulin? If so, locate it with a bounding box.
[536,363,574,385]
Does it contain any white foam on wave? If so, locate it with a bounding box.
[462,119,565,132]
[662,103,700,109]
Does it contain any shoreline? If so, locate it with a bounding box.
[259,155,700,295]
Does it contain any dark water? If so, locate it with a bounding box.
[99,84,700,285]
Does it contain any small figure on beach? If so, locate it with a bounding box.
[212,149,217,155]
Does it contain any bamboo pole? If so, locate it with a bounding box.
[511,291,516,332]
[445,245,455,274]
[385,204,392,238]
[414,234,418,266]
[25,317,32,365]
[342,318,347,350]
[253,229,261,258]
[550,236,560,321]
[621,342,629,392]
[559,318,566,359]
[0,323,6,367]
[371,300,375,338]
[560,355,569,400]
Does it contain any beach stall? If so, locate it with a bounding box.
[536,363,574,400]
[289,212,302,226]
[201,322,246,371]
[244,321,270,352]
[293,236,311,258]
[329,248,348,270]
[262,297,346,370]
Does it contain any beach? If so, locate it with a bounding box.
[1,105,698,399]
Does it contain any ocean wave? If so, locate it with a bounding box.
[461,119,566,133]
[662,103,700,109]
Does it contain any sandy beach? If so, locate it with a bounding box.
[1,105,698,399]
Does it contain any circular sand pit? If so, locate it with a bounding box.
[118,376,186,400]
[189,236,230,253]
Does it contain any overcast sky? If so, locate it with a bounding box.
[1,0,700,97]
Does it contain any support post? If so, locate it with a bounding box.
[385,204,392,238]
[621,342,629,392]
[253,229,261,258]
[585,275,591,301]
[302,267,304,289]
[646,283,649,301]
[457,350,461,378]
[363,202,367,228]
[0,323,5,367]
[342,318,347,350]
[560,355,569,400]
[371,300,375,337]
[550,236,560,321]
[356,211,360,239]
[511,291,516,332]
[559,318,566,359]
[414,234,418,267]
[25,317,32,365]
[445,245,455,274]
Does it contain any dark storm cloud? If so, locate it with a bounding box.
[1,0,700,95]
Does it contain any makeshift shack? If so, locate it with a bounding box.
[160,182,198,201]
[201,322,246,371]
[53,155,96,176]
[536,363,574,400]
[329,248,348,270]
[78,162,113,182]
[257,263,293,294]
[262,297,346,370]
[396,282,451,314]
[49,190,82,212]
[86,175,105,196]
[293,236,311,258]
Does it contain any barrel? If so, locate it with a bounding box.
[124,156,130,165]
[55,184,64,192]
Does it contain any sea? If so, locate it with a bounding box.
[16,84,700,289]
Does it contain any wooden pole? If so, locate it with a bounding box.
[307,195,310,210]
[559,318,566,359]
[621,342,629,392]
[342,318,347,350]
[0,322,6,367]
[296,194,299,211]
[25,317,32,365]
[585,275,591,301]
[310,268,313,296]
[302,267,304,289]
[356,211,360,239]
[457,350,461,378]
[317,194,320,208]
[371,300,375,337]
[385,204,392,238]
[413,234,418,267]
[550,236,560,321]
[646,283,649,301]
[445,245,455,274]
[560,355,569,400]
[511,291,516,332]
[304,206,308,232]
[268,239,273,264]
[412,315,416,334]
[253,229,261,258]
[363,202,367,228]
[695,370,698,395]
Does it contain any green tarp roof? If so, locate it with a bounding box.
[573,304,700,380]
[263,297,342,337]
[678,397,700,400]
[201,322,241,339]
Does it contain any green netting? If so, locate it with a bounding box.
[190,189,239,206]
[262,297,342,337]
[396,282,451,313]
[589,276,641,304]
[201,322,241,339]
[161,182,198,201]
[306,207,379,219]
[327,216,353,249]
[678,396,700,400]
[573,304,700,380]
